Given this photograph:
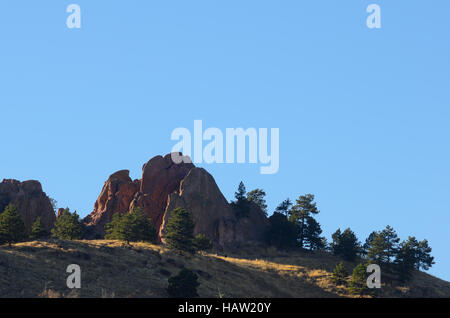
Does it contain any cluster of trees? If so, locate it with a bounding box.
[330,260,384,296]
[0,204,51,245]
[0,201,194,253]
[328,225,434,287]
[0,202,208,298]
[105,207,157,243]
[231,182,268,217]
[0,184,436,287]
[233,181,435,284]
[0,202,213,255]
[330,261,379,296]
[51,208,83,240]
[331,228,360,260]
[228,182,435,284]
[103,205,212,254]
[265,194,325,251]
[0,204,87,244]
[330,225,434,281]
[105,206,208,297]
[230,182,327,252]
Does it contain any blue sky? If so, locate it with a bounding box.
[1,1,449,281]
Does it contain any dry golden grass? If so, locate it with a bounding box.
[0,240,448,298]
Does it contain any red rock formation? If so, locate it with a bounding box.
[160,167,237,247]
[130,154,194,231]
[0,179,56,233]
[84,153,268,248]
[84,154,194,238]
[83,170,140,237]
[160,168,269,248]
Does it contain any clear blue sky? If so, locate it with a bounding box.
[1,1,449,281]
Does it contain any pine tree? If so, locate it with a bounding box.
[304,216,325,251]
[0,204,27,246]
[366,226,400,264]
[105,213,133,243]
[415,239,434,270]
[105,207,157,244]
[234,182,246,201]
[330,262,348,286]
[362,231,377,257]
[348,263,369,296]
[51,208,82,240]
[130,207,157,242]
[231,182,250,218]
[167,268,200,298]
[331,228,360,261]
[380,225,400,263]
[393,241,416,282]
[394,236,434,282]
[30,217,49,240]
[289,194,319,249]
[274,199,292,217]
[247,189,268,216]
[164,207,195,253]
[193,234,213,251]
[367,231,389,263]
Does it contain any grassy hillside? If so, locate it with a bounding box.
[0,240,449,298]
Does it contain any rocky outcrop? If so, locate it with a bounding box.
[160,168,237,247]
[83,170,140,238]
[232,201,269,244]
[84,154,194,238]
[160,167,269,248]
[0,179,56,233]
[130,154,194,231]
[84,153,269,248]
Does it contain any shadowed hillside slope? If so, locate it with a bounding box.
[0,240,449,298]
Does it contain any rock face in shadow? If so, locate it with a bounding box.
[0,179,56,233]
[84,153,269,248]
[232,201,269,244]
[160,167,269,248]
[160,168,237,247]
